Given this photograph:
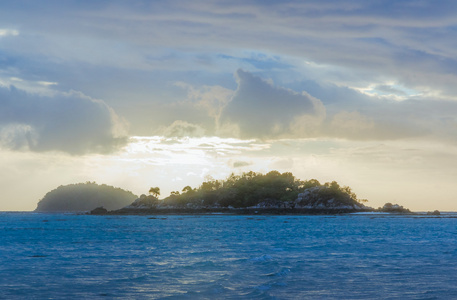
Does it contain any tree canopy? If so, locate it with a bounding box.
[162,171,365,208]
[148,187,160,198]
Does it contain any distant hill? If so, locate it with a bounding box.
[35,182,137,212]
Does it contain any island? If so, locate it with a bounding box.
[35,182,137,212]
[88,171,412,215]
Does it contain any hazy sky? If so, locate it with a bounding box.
[1,0,457,211]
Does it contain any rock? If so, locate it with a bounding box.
[90,206,108,215]
[295,186,364,210]
[427,210,440,215]
[379,203,411,213]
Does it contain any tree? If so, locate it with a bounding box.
[325,181,340,190]
[301,179,321,190]
[149,187,160,198]
[160,171,366,209]
[182,186,194,194]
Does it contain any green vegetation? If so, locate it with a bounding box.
[35,182,137,212]
[148,187,160,198]
[160,171,366,208]
[379,202,411,213]
[129,193,159,208]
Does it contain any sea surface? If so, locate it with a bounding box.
[1,212,457,299]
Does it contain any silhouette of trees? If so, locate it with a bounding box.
[148,187,160,198]
[161,170,363,208]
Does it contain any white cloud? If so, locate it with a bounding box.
[0,76,59,97]
[0,86,128,154]
[175,82,234,130]
[0,123,38,151]
[0,29,19,37]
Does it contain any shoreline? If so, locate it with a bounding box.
[90,207,409,216]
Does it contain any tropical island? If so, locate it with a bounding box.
[87,171,412,215]
[35,182,137,212]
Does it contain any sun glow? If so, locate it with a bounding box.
[85,136,274,197]
[352,81,420,100]
[124,136,270,161]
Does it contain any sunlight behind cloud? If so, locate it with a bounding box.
[124,136,270,160]
[66,136,273,199]
[0,29,19,37]
[353,82,421,101]
[0,76,58,96]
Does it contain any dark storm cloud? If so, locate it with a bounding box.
[0,85,127,154]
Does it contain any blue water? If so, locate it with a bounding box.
[1,213,457,299]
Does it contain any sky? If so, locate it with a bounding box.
[1,0,457,211]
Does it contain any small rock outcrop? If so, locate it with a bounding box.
[379,203,411,213]
[90,207,108,215]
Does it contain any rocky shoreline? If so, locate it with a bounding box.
[90,205,412,216]
[92,207,373,215]
[90,185,414,216]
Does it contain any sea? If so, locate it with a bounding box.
[1,212,457,299]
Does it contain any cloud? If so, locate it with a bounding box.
[159,120,206,138]
[3,1,457,119]
[328,111,375,139]
[160,69,457,146]
[2,1,457,97]
[220,69,325,138]
[0,29,19,37]
[175,82,234,131]
[232,161,251,168]
[270,157,294,170]
[0,85,128,154]
[215,70,457,143]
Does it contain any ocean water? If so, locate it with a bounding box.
[1,213,457,299]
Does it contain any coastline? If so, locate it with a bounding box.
[90,207,397,216]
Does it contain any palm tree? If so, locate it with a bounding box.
[149,187,160,198]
